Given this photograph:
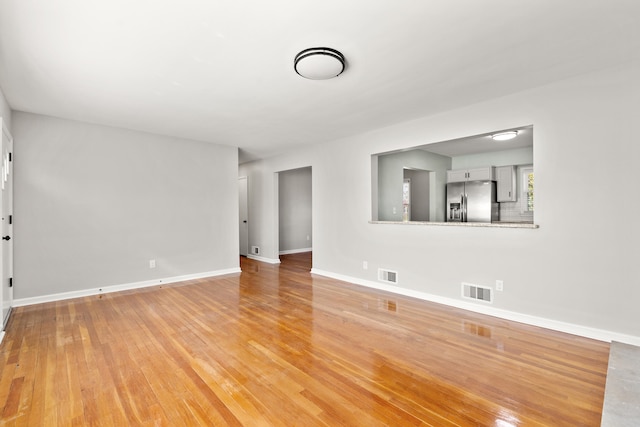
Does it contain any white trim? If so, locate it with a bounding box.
[13,267,241,307]
[279,248,312,255]
[310,268,640,347]
[247,255,281,264]
[0,331,4,344]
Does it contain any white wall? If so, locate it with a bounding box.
[240,60,640,341]
[14,112,239,300]
[0,86,11,131]
[279,167,312,253]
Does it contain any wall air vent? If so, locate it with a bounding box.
[251,246,260,255]
[378,268,398,285]
[461,282,493,303]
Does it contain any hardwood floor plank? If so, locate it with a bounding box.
[0,252,609,425]
[1,376,23,419]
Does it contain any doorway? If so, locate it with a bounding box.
[1,119,13,330]
[277,167,312,258]
[403,168,431,221]
[238,176,248,257]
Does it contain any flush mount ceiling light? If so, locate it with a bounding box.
[294,47,345,80]
[491,131,519,141]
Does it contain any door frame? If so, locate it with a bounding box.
[238,176,249,257]
[1,118,14,333]
[276,166,312,260]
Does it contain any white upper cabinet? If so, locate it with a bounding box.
[467,167,495,181]
[446,169,469,183]
[496,165,517,202]
[447,166,495,183]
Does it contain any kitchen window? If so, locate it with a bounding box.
[521,166,534,213]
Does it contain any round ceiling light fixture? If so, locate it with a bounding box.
[294,47,345,80]
[491,131,519,141]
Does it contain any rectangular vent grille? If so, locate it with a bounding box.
[378,269,398,285]
[461,282,493,303]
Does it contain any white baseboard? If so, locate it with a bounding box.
[13,267,242,308]
[310,268,640,347]
[279,248,312,255]
[247,255,281,264]
[0,331,4,345]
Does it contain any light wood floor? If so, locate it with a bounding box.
[0,252,610,426]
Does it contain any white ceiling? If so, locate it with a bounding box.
[0,1,638,163]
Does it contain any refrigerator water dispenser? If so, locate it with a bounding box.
[449,202,462,221]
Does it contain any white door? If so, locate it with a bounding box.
[1,119,13,328]
[238,177,248,256]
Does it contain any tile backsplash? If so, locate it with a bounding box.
[499,200,533,223]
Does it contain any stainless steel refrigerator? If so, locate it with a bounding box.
[446,180,499,223]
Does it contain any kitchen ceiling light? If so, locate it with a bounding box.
[491,131,519,141]
[294,47,345,80]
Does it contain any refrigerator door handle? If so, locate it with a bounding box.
[464,194,467,222]
[461,194,465,222]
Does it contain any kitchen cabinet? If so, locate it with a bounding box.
[496,165,517,202]
[447,167,495,183]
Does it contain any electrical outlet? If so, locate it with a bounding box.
[149,259,156,269]
[363,261,368,270]
[495,280,503,291]
[306,235,310,241]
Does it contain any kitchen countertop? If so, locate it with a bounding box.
[369,220,538,229]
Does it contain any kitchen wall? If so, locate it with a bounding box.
[14,112,239,300]
[450,146,533,170]
[403,169,430,222]
[279,167,312,254]
[376,149,450,222]
[240,60,640,342]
